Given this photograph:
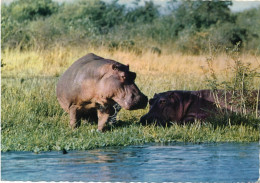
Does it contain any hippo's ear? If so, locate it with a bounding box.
[112,63,119,71]
[126,64,129,70]
[129,71,136,81]
[153,93,158,98]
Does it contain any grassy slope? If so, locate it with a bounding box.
[1,46,260,152]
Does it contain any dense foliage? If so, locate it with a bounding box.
[2,0,260,53]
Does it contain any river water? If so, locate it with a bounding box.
[1,142,259,182]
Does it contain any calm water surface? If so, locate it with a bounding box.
[1,142,259,182]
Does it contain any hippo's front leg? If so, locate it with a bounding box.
[97,110,110,132]
[97,105,114,132]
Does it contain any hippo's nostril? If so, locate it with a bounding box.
[131,93,135,100]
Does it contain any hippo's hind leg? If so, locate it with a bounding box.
[69,105,81,128]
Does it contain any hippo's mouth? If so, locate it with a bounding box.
[113,94,148,111]
[128,102,147,110]
[129,96,148,110]
[140,114,166,125]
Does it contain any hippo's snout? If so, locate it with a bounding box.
[140,95,148,108]
[140,113,164,125]
[140,114,148,124]
[140,114,155,125]
[129,94,148,110]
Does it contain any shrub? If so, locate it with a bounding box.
[203,44,260,124]
[6,0,58,22]
[175,28,210,54]
[125,1,159,23]
[2,0,260,54]
[208,23,249,51]
[236,7,260,53]
[57,0,125,34]
[171,0,234,35]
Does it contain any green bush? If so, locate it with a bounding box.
[125,1,159,23]
[174,28,210,54]
[4,0,58,22]
[203,44,260,123]
[236,7,260,52]
[208,23,249,51]
[1,0,260,54]
[56,0,125,34]
[170,0,234,35]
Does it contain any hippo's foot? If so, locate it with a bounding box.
[108,103,121,125]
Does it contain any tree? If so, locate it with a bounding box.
[7,0,58,22]
[125,1,159,23]
[172,0,233,35]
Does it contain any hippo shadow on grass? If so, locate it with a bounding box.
[80,117,135,132]
[75,108,98,126]
[140,89,259,127]
[105,120,135,131]
[79,105,134,131]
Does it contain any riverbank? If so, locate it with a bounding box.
[1,47,259,152]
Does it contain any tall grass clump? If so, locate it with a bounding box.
[202,43,260,127]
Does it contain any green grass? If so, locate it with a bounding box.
[1,77,259,152]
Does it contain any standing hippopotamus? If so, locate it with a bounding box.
[57,53,148,131]
[140,89,259,125]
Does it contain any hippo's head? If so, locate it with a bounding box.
[140,91,182,125]
[99,62,148,110]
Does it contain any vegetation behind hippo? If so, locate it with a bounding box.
[2,0,260,54]
[2,47,259,152]
[1,0,260,152]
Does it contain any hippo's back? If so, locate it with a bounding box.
[56,53,113,112]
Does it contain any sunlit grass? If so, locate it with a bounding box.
[2,45,259,76]
[1,46,259,152]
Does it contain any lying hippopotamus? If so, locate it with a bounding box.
[140,89,259,125]
[56,53,148,131]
